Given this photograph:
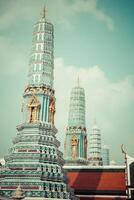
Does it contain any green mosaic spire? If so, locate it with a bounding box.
[0,6,77,200]
[64,81,88,166]
[68,84,85,128]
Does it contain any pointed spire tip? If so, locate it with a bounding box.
[41,5,47,18]
[77,75,80,87]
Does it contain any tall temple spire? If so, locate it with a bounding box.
[88,121,103,166]
[64,83,88,165]
[23,6,55,125]
[0,6,77,200]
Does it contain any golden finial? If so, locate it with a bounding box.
[41,6,47,18]
[121,144,127,155]
[93,118,99,129]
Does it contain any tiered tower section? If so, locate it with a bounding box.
[88,122,103,166]
[102,145,110,165]
[28,8,54,88]
[64,83,88,165]
[0,8,77,200]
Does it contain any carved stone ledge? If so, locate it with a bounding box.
[23,85,55,97]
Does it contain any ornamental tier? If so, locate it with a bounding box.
[68,86,85,128]
[28,10,54,88]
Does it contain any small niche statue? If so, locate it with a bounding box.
[28,96,41,123]
[48,98,55,124]
[12,185,25,200]
[71,135,78,159]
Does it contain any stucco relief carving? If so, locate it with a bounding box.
[24,86,54,97]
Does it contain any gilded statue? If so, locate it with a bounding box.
[48,98,55,124]
[12,185,25,199]
[28,96,40,123]
[71,135,78,159]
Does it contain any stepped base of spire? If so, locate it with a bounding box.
[64,159,88,166]
[88,157,103,166]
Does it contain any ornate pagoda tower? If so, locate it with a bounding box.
[64,80,88,165]
[88,121,103,166]
[0,7,77,200]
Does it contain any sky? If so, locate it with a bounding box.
[0,0,134,164]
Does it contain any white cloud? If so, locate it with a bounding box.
[72,0,114,30]
[0,0,114,31]
[54,58,134,162]
[49,0,114,31]
[0,36,26,75]
[0,0,42,31]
